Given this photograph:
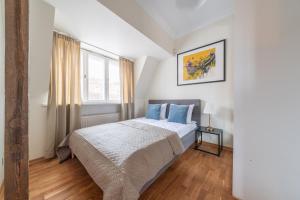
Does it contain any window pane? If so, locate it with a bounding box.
[88,54,105,101]
[108,59,120,101]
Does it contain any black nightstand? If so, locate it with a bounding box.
[194,126,223,156]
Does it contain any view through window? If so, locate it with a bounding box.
[81,49,120,103]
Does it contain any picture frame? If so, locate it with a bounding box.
[177,39,226,86]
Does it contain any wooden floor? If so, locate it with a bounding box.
[29,147,235,200]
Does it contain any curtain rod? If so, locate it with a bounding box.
[53,30,125,59]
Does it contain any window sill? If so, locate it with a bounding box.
[42,103,121,107]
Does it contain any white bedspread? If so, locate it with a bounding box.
[69,120,184,200]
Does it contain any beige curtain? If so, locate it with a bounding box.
[45,32,81,158]
[120,58,134,120]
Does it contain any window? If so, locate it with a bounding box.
[81,49,120,103]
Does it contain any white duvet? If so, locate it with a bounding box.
[132,117,197,138]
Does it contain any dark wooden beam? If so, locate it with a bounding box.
[5,0,29,199]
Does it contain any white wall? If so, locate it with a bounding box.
[233,0,300,199]
[134,56,147,117]
[0,0,5,184]
[147,17,234,147]
[134,56,159,117]
[29,0,54,160]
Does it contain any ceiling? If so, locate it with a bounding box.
[135,0,234,38]
[44,0,171,60]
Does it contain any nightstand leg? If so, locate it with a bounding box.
[200,131,203,145]
[195,131,198,145]
[221,132,223,151]
[218,134,221,156]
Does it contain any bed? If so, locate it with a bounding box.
[69,99,201,200]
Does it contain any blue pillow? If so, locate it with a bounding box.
[168,104,189,124]
[146,104,161,120]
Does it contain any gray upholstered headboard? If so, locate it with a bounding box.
[148,99,201,125]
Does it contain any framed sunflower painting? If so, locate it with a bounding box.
[177,39,226,86]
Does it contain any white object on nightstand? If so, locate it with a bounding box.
[203,103,215,131]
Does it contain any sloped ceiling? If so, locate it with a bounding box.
[135,0,234,38]
[44,0,171,60]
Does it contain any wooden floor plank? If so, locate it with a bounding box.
[29,147,236,200]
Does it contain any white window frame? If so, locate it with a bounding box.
[81,49,120,104]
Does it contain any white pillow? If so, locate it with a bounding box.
[160,103,167,119]
[186,104,195,124]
